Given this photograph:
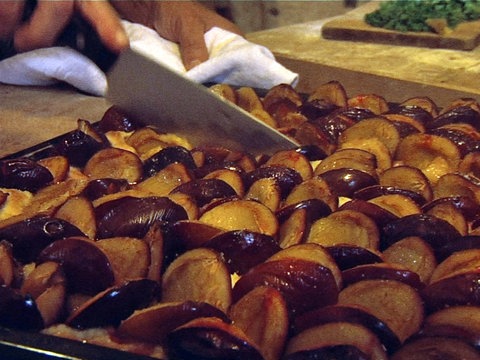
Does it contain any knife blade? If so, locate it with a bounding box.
[106,48,299,155]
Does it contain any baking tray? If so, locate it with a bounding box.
[0,129,162,358]
[0,326,159,360]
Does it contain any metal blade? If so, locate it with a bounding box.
[106,48,299,155]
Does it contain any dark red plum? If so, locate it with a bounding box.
[0,285,43,331]
[0,158,53,192]
[381,213,462,256]
[318,168,378,198]
[421,272,480,313]
[81,178,130,201]
[342,264,424,290]
[326,245,383,271]
[170,178,237,207]
[0,215,85,263]
[293,305,401,354]
[435,235,480,262]
[166,319,264,360]
[427,105,480,131]
[284,345,370,360]
[143,146,196,178]
[204,230,281,275]
[38,237,114,295]
[244,165,303,198]
[66,279,161,329]
[96,106,143,133]
[276,198,332,224]
[338,199,398,228]
[232,259,338,316]
[353,185,427,206]
[55,122,106,168]
[95,196,188,239]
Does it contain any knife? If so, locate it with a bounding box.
[106,48,299,155]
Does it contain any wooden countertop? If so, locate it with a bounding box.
[246,11,480,106]
[0,84,110,159]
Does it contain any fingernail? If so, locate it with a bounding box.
[115,31,129,52]
[186,59,202,70]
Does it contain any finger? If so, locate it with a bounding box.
[76,0,128,53]
[14,0,74,52]
[0,1,24,39]
[178,20,210,70]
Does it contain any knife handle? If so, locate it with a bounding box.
[0,0,117,71]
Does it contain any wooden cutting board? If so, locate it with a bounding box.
[322,1,480,50]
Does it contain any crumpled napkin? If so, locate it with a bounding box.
[0,21,299,96]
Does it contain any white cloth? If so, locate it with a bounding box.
[0,21,299,96]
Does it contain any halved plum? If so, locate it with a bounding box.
[342,263,424,290]
[314,148,377,178]
[83,147,143,184]
[353,185,427,207]
[166,317,264,360]
[382,236,437,285]
[381,213,462,255]
[338,199,398,229]
[318,168,378,198]
[199,199,279,236]
[421,196,480,222]
[95,196,188,239]
[55,120,106,168]
[285,321,388,360]
[398,96,439,117]
[229,286,288,360]
[204,230,281,275]
[282,178,337,212]
[435,235,480,262]
[338,279,424,343]
[244,165,303,199]
[421,305,480,349]
[293,305,401,354]
[38,237,114,295]
[422,271,480,312]
[81,178,130,201]
[232,258,338,316]
[338,117,400,157]
[170,178,237,207]
[0,158,53,192]
[119,300,230,344]
[326,245,383,271]
[294,121,338,156]
[0,215,85,263]
[162,248,232,313]
[283,345,371,360]
[276,198,332,224]
[391,336,480,360]
[97,105,142,133]
[0,285,44,330]
[347,93,389,115]
[307,209,380,251]
[66,278,161,329]
[427,105,480,131]
[143,146,196,178]
[266,243,342,290]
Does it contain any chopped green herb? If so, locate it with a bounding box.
[365,0,480,32]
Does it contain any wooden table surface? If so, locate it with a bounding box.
[246,6,480,107]
[0,84,110,159]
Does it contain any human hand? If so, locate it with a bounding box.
[0,0,128,56]
[111,1,243,70]
[0,1,242,70]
